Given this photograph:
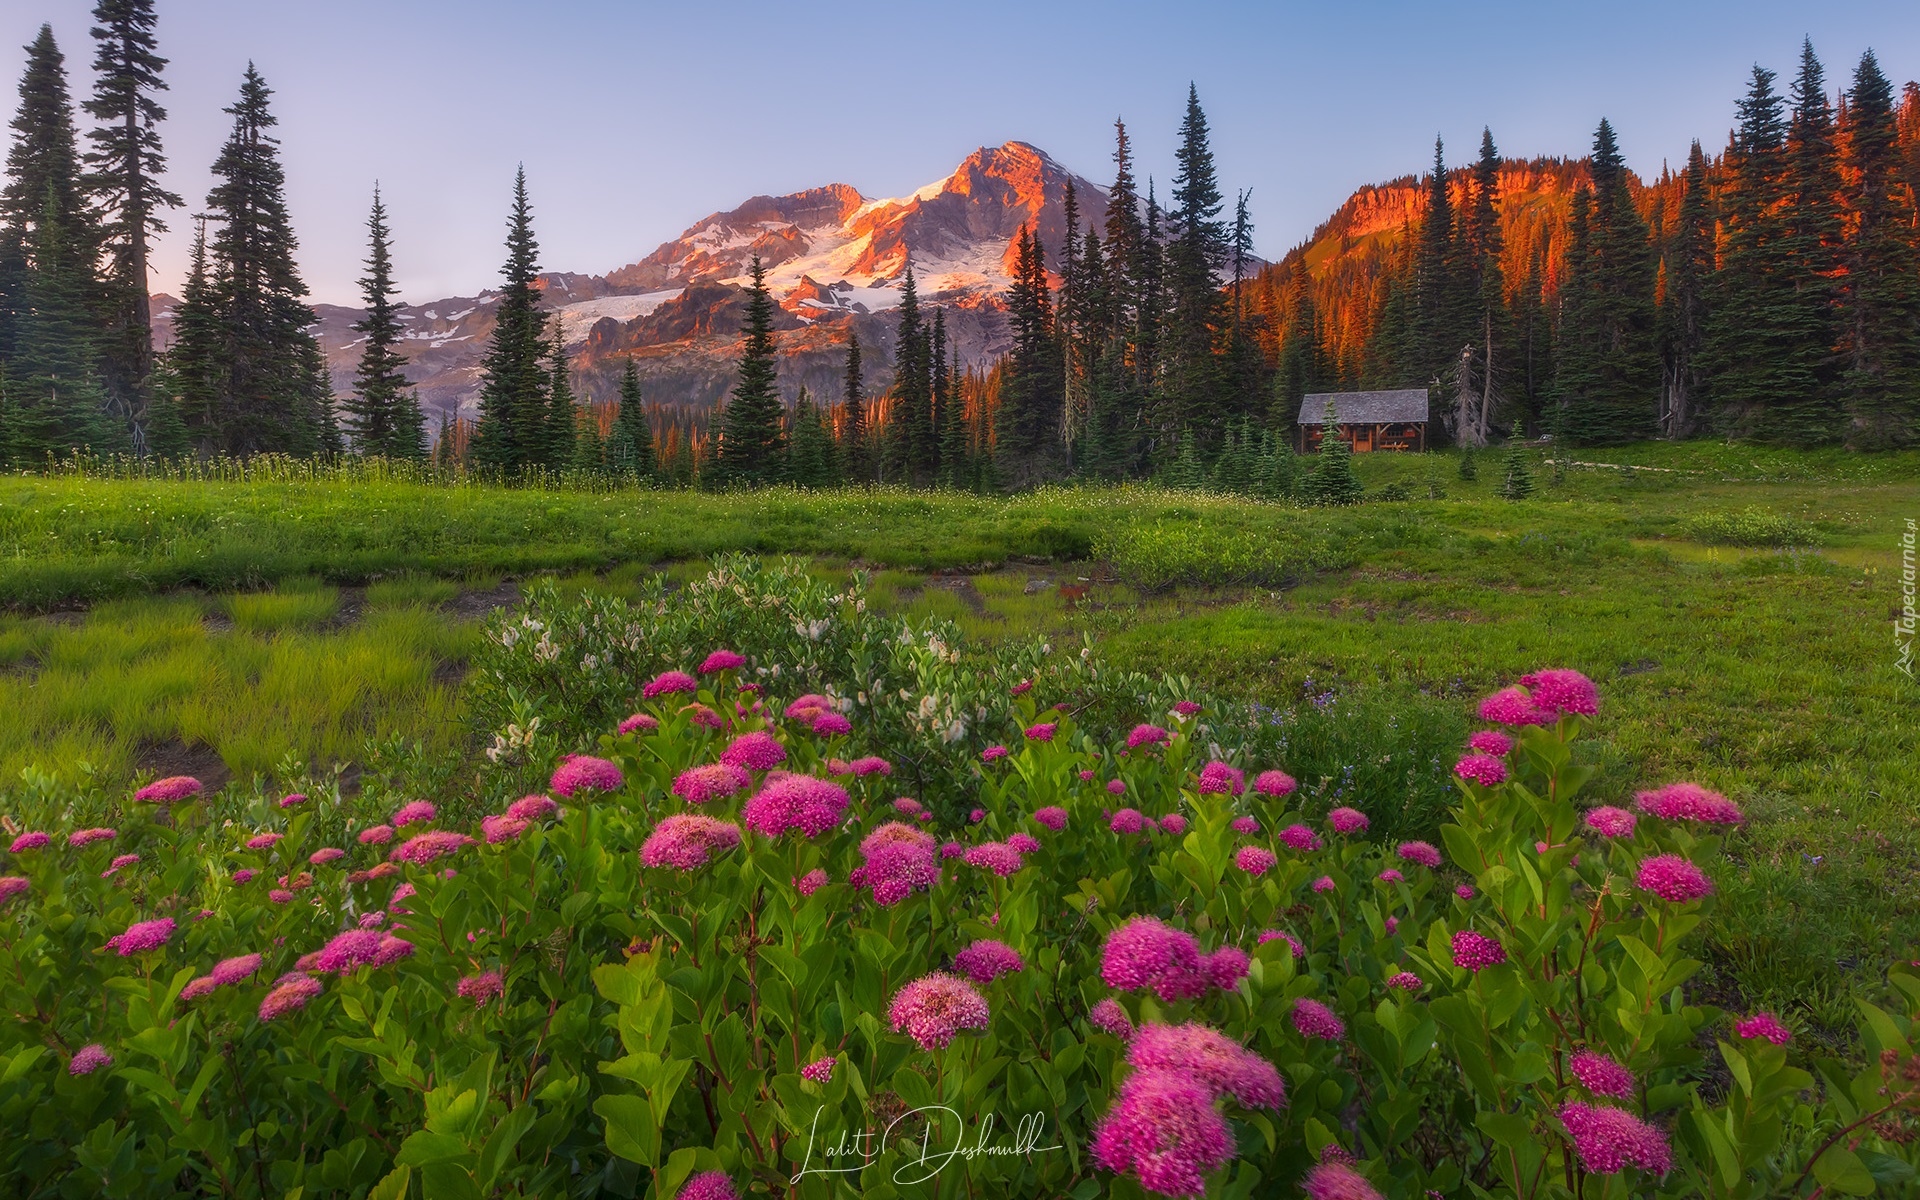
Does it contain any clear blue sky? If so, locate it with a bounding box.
[7,0,1917,306]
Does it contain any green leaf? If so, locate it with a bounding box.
[1474,1110,1534,1149]
[367,1165,412,1200]
[1859,1151,1916,1188]
[594,1094,659,1167]
[395,1131,470,1168]
[1855,999,1912,1056]
[1811,1147,1878,1196]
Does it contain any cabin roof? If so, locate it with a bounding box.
[1299,389,1430,424]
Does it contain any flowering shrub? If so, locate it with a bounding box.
[2,572,1918,1197]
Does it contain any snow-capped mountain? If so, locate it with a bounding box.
[290,142,1107,423]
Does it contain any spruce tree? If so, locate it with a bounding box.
[607,357,655,480]
[1135,180,1165,422]
[1458,445,1478,481]
[543,332,576,469]
[471,168,548,472]
[713,255,784,486]
[929,306,949,479]
[840,332,869,483]
[1836,50,1920,446]
[886,263,932,482]
[1163,84,1229,446]
[993,225,1062,488]
[5,189,113,462]
[158,219,217,442]
[1300,398,1362,505]
[1781,39,1844,433]
[1657,142,1714,437]
[786,386,838,488]
[939,342,972,487]
[1496,438,1534,499]
[1411,136,1468,382]
[570,403,603,474]
[342,187,424,458]
[197,66,331,456]
[83,0,180,446]
[1461,128,1508,446]
[1104,117,1143,324]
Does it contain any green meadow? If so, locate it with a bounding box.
[1,441,1914,1032]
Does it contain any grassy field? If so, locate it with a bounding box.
[1,442,1914,1030]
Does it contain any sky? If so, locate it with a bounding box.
[6,0,1918,307]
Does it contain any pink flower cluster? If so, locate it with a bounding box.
[800,1056,836,1083]
[390,830,474,864]
[1454,753,1509,786]
[860,823,939,905]
[550,755,622,798]
[134,775,202,804]
[0,876,28,903]
[1089,998,1134,1041]
[980,745,1009,762]
[1521,668,1600,717]
[1195,761,1244,796]
[720,731,786,771]
[1291,998,1345,1041]
[69,1043,114,1076]
[952,939,1025,983]
[963,841,1025,877]
[1735,1012,1791,1044]
[1094,1022,1283,1195]
[1557,1102,1671,1175]
[1204,946,1250,989]
[1235,846,1277,876]
[618,712,659,735]
[1156,813,1188,836]
[1635,782,1743,825]
[358,825,394,845]
[1570,1050,1636,1099]
[1128,1022,1285,1110]
[847,755,891,777]
[676,1171,739,1200]
[784,694,836,722]
[1303,1162,1383,1200]
[1636,854,1713,902]
[1100,917,1218,1002]
[69,827,116,848]
[1230,815,1259,834]
[1385,971,1423,991]
[457,970,504,1006]
[887,971,990,1050]
[1467,730,1514,756]
[1024,722,1057,741]
[1585,806,1637,838]
[9,831,48,852]
[1397,841,1442,868]
[106,917,175,956]
[308,929,414,973]
[1328,807,1369,834]
[1126,724,1170,750]
[1252,769,1296,798]
[642,670,698,699]
[699,649,745,673]
[246,833,282,851]
[1258,929,1305,957]
[1109,808,1147,835]
[259,973,325,1021]
[1451,929,1506,972]
[742,775,849,838]
[1278,824,1321,852]
[392,801,436,827]
[673,762,752,805]
[795,868,827,896]
[1007,832,1041,854]
[640,815,743,870]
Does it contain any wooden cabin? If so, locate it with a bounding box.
[1297,389,1430,453]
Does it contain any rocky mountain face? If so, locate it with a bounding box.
[211,142,1108,426]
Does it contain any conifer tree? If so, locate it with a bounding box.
[786,386,838,488]
[1135,181,1165,413]
[543,332,575,468]
[939,342,972,487]
[1461,128,1508,444]
[713,255,784,486]
[1658,141,1714,437]
[607,358,655,480]
[1496,438,1534,499]
[1552,120,1658,445]
[1273,261,1324,421]
[83,0,180,445]
[929,306,949,477]
[193,66,331,456]
[471,169,550,471]
[840,332,869,483]
[1104,117,1143,326]
[1782,39,1844,423]
[5,190,113,462]
[887,263,932,482]
[1163,85,1229,445]
[1411,136,1468,382]
[570,402,603,474]
[158,218,216,440]
[1300,398,1362,505]
[993,225,1062,489]
[1167,428,1205,490]
[1836,50,1920,446]
[1458,445,1478,481]
[342,187,424,458]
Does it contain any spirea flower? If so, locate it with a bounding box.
[642,670,698,699]
[968,808,986,823]
[1008,832,1042,854]
[1292,998,1346,1041]
[721,731,787,771]
[1467,730,1514,756]
[481,814,530,844]
[309,847,345,865]
[506,794,557,822]
[310,930,387,974]
[1303,1162,1383,1200]
[849,755,891,777]
[1454,753,1509,786]
[457,970,504,1006]
[1571,1050,1636,1099]
[1455,884,1476,899]
[1202,946,1250,989]
[801,1056,836,1083]
[1478,686,1554,727]
[1451,929,1506,972]
[1557,1102,1672,1175]
[699,649,745,674]
[245,833,282,851]
[1585,806,1638,838]
[0,876,29,903]
[1109,808,1147,835]
[1635,782,1744,825]
[1378,868,1405,884]
[259,973,324,1021]
[1089,998,1135,1041]
[389,830,475,864]
[1172,700,1202,717]
[231,868,257,884]
[102,853,139,877]
[742,775,849,838]
[887,972,990,1050]
[1157,814,1189,836]
[1230,815,1259,834]
[1278,824,1322,852]
[1011,679,1033,696]
[1024,722,1057,741]
[1637,854,1713,902]
[672,762,752,805]
[134,775,202,804]
[1127,1022,1286,1110]
[640,815,743,870]
[358,911,386,929]
[940,840,964,859]
[180,976,219,1001]
[106,917,175,956]
[953,939,1025,983]
[372,936,413,967]
[1521,668,1600,717]
[1258,929,1305,957]
[392,801,436,827]
[1079,769,1096,781]
[8,831,48,852]
[795,868,827,896]
[1736,1012,1791,1044]
[1101,917,1207,1002]
[550,755,623,798]
[208,953,261,986]
[980,745,1009,762]
[357,824,394,845]
[690,702,728,729]
[1106,778,1127,795]
[1196,761,1244,796]
[891,796,926,817]
[1235,846,1277,876]
[1252,770,1296,798]
[1312,875,1335,893]
[1126,724,1170,750]
[618,712,660,735]
[69,1044,113,1076]
[268,888,294,904]
[863,839,939,906]
[1327,807,1369,835]
[1385,971,1424,991]
[1397,841,1443,868]
[1091,1067,1234,1197]
[68,827,116,848]
[964,841,1025,877]
[675,1171,740,1200]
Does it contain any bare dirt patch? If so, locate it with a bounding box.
[446,580,522,621]
[134,737,232,792]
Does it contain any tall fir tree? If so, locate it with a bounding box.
[886,263,933,482]
[1299,397,1362,505]
[158,217,217,443]
[786,385,838,488]
[543,331,575,468]
[1461,128,1508,443]
[1411,135,1468,384]
[840,332,869,483]
[471,167,549,472]
[1163,84,1229,446]
[939,341,972,487]
[1104,117,1143,329]
[713,255,785,486]
[1135,180,1165,434]
[994,225,1063,488]
[1272,260,1325,422]
[1836,50,1920,446]
[607,358,655,480]
[82,0,180,447]
[5,188,113,462]
[342,187,424,458]
[1782,39,1845,435]
[929,306,949,477]
[1657,141,1714,437]
[1552,119,1658,445]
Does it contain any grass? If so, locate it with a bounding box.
[1,441,1915,1030]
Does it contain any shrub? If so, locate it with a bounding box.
[1093,519,1352,592]
[1684,506,1822,547]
